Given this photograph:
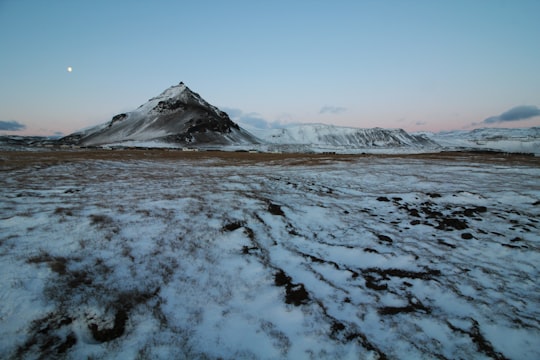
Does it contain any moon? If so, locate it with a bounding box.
[67,66,73,73]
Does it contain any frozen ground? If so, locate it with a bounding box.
[1,152,539,359]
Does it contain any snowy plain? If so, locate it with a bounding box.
[1,151,539,359]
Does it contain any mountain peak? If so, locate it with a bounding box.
[138,82,193,112]
[156,81,188,98]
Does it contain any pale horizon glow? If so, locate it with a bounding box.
[0,1,539,136]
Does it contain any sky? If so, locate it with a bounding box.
[1,0,539,136]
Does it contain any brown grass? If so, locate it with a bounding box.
[0,149,538,170]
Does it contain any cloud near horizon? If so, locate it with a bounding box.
[221,107,293,129]
[319,106,347,115]
[0,120,26,131]
[483,105,540,124]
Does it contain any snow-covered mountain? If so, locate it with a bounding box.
[60,82,259,147]
[246,124,440,153]
[58,82,438,152]
[10,81,540,155]
[418,127,540,155]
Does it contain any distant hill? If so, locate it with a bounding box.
[416,127,540,155]
[245,124,440,153]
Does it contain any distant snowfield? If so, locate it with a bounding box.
[1,154,539,359]
[421,127,540,155]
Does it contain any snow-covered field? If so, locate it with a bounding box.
[1,151,539,359]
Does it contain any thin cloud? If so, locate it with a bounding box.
[319,106,347,115]
[51,131,64,138]
[483,105,540,124]
[236,113,270,129]
[221,107,291,129]
[221,107,242,118]
[0,120,26,131]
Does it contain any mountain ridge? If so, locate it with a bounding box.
[245,124,439,152]
[7,81,538,154]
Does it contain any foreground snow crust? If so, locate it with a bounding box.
[1,155,539,359]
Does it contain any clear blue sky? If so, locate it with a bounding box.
[1,0,539,136]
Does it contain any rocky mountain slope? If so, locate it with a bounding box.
[59,82,259,147]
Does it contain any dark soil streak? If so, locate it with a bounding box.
[447,320,508,360]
